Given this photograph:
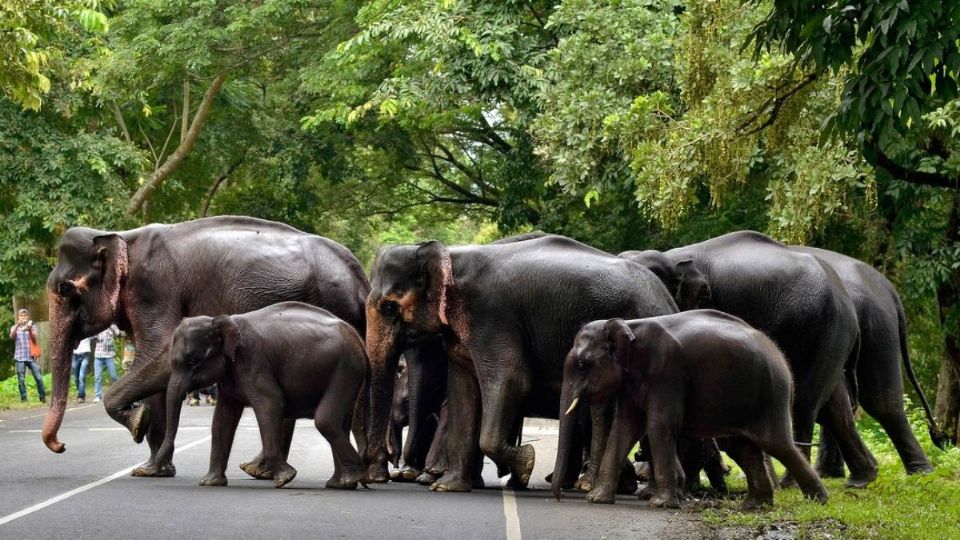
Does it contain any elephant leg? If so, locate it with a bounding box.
[430,360,480,492]
[586,403,640,504]
[251,397,297,489]
[815,428,847,478]
[703,438,729,494]
[316,372,365,490]
[240,418,295,480]
[726,438,775,510]
[857,364,933,474]
[644,417,681,509]
[200,395,244,487]
[578,401,613,493]
[131,393,168,477]
[818,384,878,488]
[474,370,534,489]
[756,422,828,505]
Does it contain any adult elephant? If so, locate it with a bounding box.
[364,234,678,491]
[42,216,369,477]
[793,246,944,476]
[620,230,879,487]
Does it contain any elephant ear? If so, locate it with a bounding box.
[604,318,636,369]
[213,316,241,362]
[676,259,712,310]
[92,234,129,314]
[416,240,453,325]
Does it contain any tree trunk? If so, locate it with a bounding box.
[125,72,228,216]
[934,336,960,444]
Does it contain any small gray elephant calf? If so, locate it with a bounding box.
[155,301,368,489]
[554,310,829,510]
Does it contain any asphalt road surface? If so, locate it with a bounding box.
[0,403,698,539]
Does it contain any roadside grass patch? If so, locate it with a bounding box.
[698,410,960,539]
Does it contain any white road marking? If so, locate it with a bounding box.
[0,435,211,526]
[500,478,522,540]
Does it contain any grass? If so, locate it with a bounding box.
[697,408,960,539]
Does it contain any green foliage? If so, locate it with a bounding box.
[0,0,111,110]
[702,411,960,539]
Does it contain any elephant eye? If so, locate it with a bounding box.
[380,301,399,318]
[58,281,77,297]
[576,359,587,372]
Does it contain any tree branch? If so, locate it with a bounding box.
[871,144,960,189]
[199,157,244,217]
[126,72,229,217]
[737,73,817,135]
[181,80,189,144]
[110,101,132,145]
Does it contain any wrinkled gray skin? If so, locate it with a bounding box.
[620,230,879,488]
[156,302,367,489]
[43,216,368,479]
[363,234,678,491]
[793,247,944,477]
[556,313,829,510]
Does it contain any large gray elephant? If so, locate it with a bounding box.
[620,230,879,487]
[42,216,369,477]
[793,246,943,476]
[363,234,678,491]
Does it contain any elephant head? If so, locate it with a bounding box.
[43,228,129,453]
[364,241,453,481]
[156,315,237,468]
[553,319,635,500]
[619,250,712,311]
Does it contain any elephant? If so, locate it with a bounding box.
[389,340,448,483]
[43,216,369,477]
[554,313,829,510]
[620,230,879,488]
[792,246,944,476]
[156,302,367,489]
[363,234,678,491]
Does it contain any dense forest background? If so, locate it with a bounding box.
[1,0,959,441]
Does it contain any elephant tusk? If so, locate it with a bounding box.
[565,396,580,416]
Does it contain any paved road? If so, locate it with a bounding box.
[0,403,698,539]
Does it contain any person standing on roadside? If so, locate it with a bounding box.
[72,337,92,403]
[92,324,121,403]
[9,308,46,403]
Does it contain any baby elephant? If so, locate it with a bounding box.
[155,301,367,489]
[553,310,828,510]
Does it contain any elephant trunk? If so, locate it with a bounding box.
[157,373,188,465]
[553,383,580,500]
[364,305,403,481]
[41,294,76,453]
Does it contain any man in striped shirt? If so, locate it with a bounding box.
[9,308,46,403]
[92,325,122,403]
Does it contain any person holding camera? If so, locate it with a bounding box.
[9,308,46,403]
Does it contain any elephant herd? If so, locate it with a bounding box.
[39,216,943,510]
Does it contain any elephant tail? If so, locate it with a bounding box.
[896,296,946,450]
[844,330,860,413]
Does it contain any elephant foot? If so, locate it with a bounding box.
[576,469,597,493]
[816,463,846,479]
[802,484,829,504]
[637,482,657,500]
[740,495,773,511]
[634,460,651,482]
[585,486,616,504]
[472,474,485,489]
[844,467,877,489]
[365,461,390,484]
[326,470,362,490]
[648,492,681,509]
[272,462,298,488]
[390,466,421,482]
[129,405,151,444]
[240,453,271,479]
[905,461,935,475]
[429,472,472,492]
[617,473,638,495]
[502,444,535,489]
[199,473,228,486]
[132,460,176,478]
[416,471,438,485]
[779,472,798,489]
